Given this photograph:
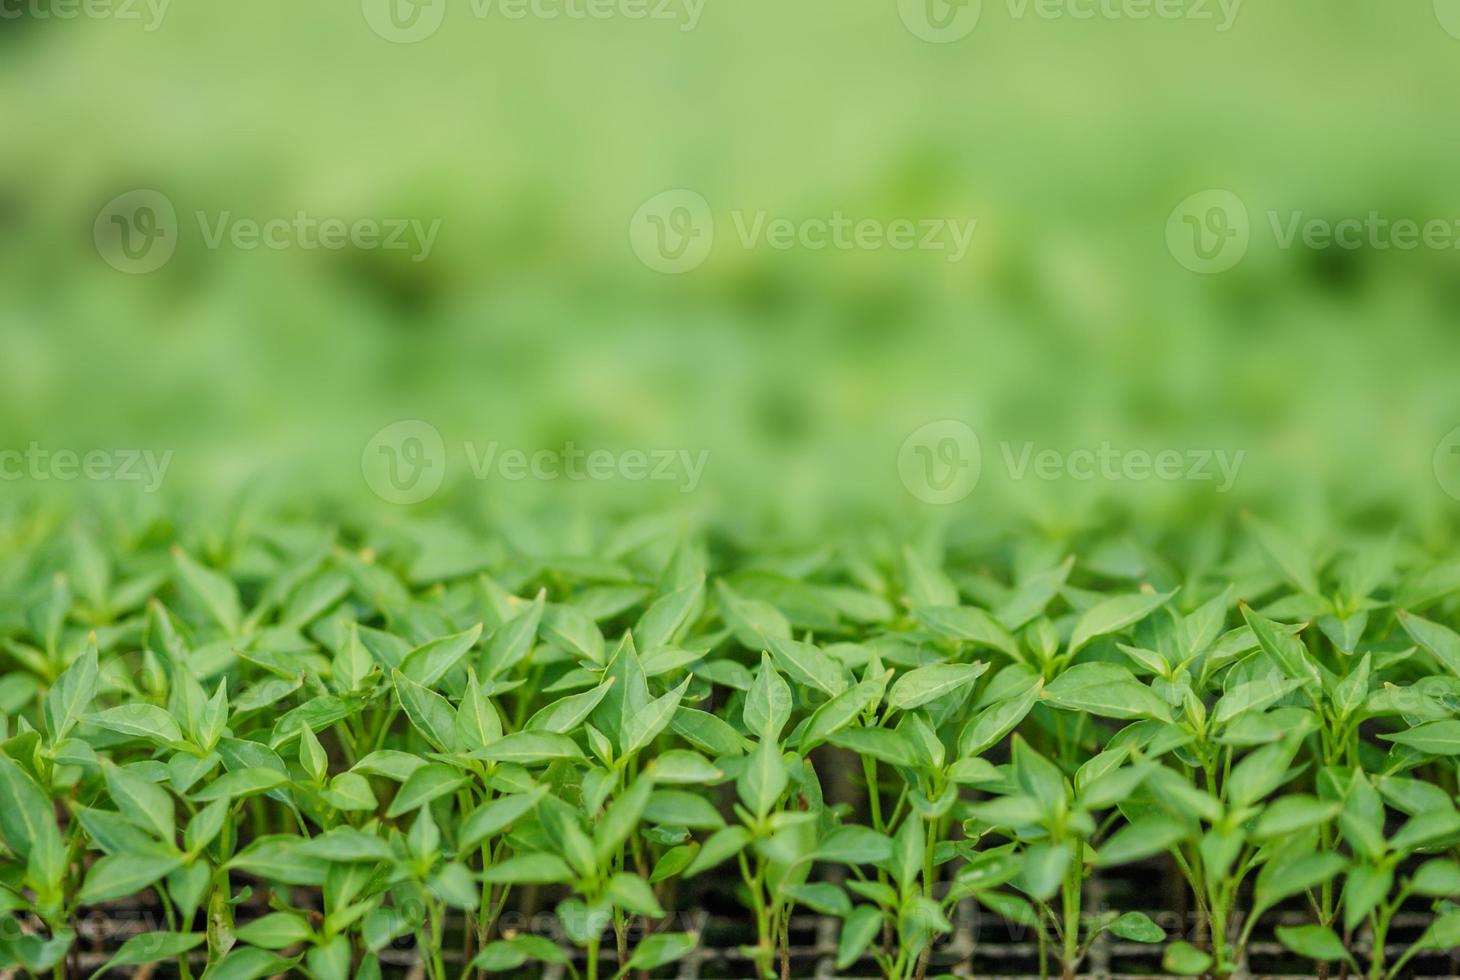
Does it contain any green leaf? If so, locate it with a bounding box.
[606,872,664,916]
[635,577,704,652]
[836,905,884,970]
[430,862,481,911]
[887,815,925,892]
[717,579,792,648]
[1409,910,1460,953]
[481,593,545,679]
[190,767,288,803]
[1254,851,1347,916]
[298,827,394,862]
[766,635,847,698]
[1412,859,1460,897]
[1382,720,1460,755]
[201,947,301,980]
[1276,925,1355,966]
[1252,795,1341,840]
[541,604,605,665]
[1212,676,1303,726]
[1042,664,1171,721]
[1225,737,1301,808]
[526,680,614,735]
[671,707,747,757]
[827,726,917,768]
[1108,911,1163,943]
[1398,610,1460,679]
[1241,604,1322,698]
[172,546,242,635]
[473,731,583,765]
[386,763,466,817]
[80,853,183,903]
[470,935,568,970]
[646,749,722,784]
[460,787,549,855]
[744,652,792,739]
[89,704,184,745]
[234,912,314,949]
[643,789,725,830]
[684,826,750,876]
[959,679,1041,757]
[401,624,483,688]
[0,757,64,882]
[782,882,851,917]
[45,644,98,743]
[1019,840,1071,900]
[1245,516,1319,595]
[1067,589,1175,655]
[103,762,176,841]
[595,777,655,863]
[391,669,457,752]
[887,661,987,712]
[1094,816,1187,866]
[737,736,787,819]
[95,932,204,973]
[622,676,691,757]
[626,932,697,970]
[1163,940,1213,975]
[913,605,1020,659]
[480,853,575,885]
[813,825,894,865]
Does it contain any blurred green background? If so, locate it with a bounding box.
[2,0,1459,539]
